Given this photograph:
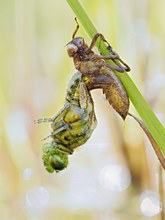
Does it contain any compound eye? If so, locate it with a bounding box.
[49,155,67,172]
[77,38,84,47]
[67,43,78,57]
[42,143,68,173]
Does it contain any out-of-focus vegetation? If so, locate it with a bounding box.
[0,0,165,219]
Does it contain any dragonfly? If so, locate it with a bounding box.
[67,18,131,120]
[37,19,165,173]
[36,72,97,172]
[36,18,131,173]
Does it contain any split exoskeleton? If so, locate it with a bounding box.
[67,18,131,120]
[36,18,131,173]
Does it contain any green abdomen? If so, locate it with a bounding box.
[52,105,96,150]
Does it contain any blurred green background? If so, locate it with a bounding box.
[0,0,165,219]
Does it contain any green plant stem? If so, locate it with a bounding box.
[66,0,165,158]
[159,165,164,219]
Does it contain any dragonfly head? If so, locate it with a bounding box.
[42,142,68,173]
[67,37,88,57]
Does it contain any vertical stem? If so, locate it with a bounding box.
[159,165,164,220]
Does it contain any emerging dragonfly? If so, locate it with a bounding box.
[36,72,97,172]
[67,18,131,119]
[36,18,131,173]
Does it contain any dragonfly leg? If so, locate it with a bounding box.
[51,124,70,136]
[34,118,53,124]
[42,124,70,141]
[57,145,73,154]
[96,50,131,73]
[72,17,79,39]
[51,103,71,121]
[106,45,131,72]
[89,33,131,72]
[35,104,71,125]
[90,54,125,72]
[42,134,52,141]
[105,62,125,73]
[117,57,131,72]
[89,33,109,50]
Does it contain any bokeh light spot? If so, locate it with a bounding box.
[26,186,49,209]
[23,168,33,181]
[140,190,161,217]
[99,164,131,192]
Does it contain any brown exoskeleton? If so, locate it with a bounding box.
[67,18,131,119]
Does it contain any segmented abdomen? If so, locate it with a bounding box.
[42,72,97,172]
[51,72,97,150]
[51,105,96,150]
[83,65,129,120]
